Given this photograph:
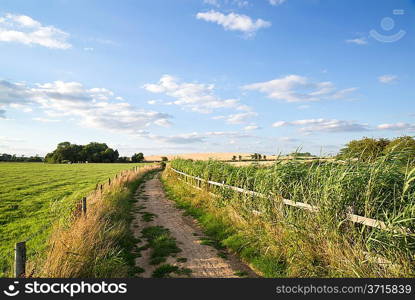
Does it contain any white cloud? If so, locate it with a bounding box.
[33,117,60,123]
[378,74,397,84]
[272,118,370,133]
[84,47,94,51]
[196,10,271,36]
[243,75,357,102]
[233,0,249,7]
[221,111,258,124]
[204,0,249,8]
[144,130,255,145]
[269,0,286,5]
[244,124,260,131]
[377,122,415,131]
[0,79,172,135]
[345,37,368,45]
[204,0,221,6]
[144,74,248,113]
[0,13,71,49]
[278,136,299,143]
[147,132,204,144]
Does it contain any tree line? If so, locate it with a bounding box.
[0,153,43,162]
[1,141,146,164]
[337,136,415,163]
[43,142,145,164]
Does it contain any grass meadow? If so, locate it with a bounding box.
[0,162,147,277]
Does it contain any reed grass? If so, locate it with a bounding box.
[167,156,415,277]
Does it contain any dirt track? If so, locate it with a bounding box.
[131,173,256,278]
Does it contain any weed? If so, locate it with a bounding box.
[234,271,248,277]
[141,212,157,222]
[177,257,187,263]
[141,226,181,265]
[152,264,192,278]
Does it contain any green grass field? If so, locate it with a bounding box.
[0,162,146,277]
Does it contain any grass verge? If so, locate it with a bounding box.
[39,166,160,277]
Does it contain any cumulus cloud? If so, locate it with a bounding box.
[377,122,415,131]
[244,124,260,131]
[204,0,249,8]
[345,37,368,45]
[144,130,254,145]
[204,0,221,7]
[272,118,370,133]
[216,111,258,124]
[243,75,357,102]
[0,79,172,135]
[269,0,286,5]
[378,74,397,84]
[0,13,71,49]
[144,74,248,113]
[33,117,60,123]
[147,132,204,144]
[196,10,271,36]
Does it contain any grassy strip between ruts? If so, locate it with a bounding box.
[39,166,160,278]
[161,167,412,278]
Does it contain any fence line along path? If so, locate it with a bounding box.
[170,168,411,235]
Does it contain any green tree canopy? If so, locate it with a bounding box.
[131,152,144,163]
[45,142,120,163]
[338,137,390,162]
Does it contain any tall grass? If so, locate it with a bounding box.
[168,157,415,277]
[39,165,159,278]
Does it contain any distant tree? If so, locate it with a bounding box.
[161,156,168,162]
[338,137,389,162]
[290,152,313,157]
[232,155,236,161]
[117,156,130,163]
[263,155,267,160]
[45,142,119,163]
[238,155,242,161]
[0,153,43,162]
[132,152,144,163]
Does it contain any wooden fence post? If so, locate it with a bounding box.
[82,197,87,215]
[108,178,111,185]
[14,242,26,278]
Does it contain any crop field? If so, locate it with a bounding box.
[169,158,415,276]
[0,162,147,276]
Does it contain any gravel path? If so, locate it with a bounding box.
[130,173,256,278]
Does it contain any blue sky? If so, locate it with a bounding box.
[0,0,414,156]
